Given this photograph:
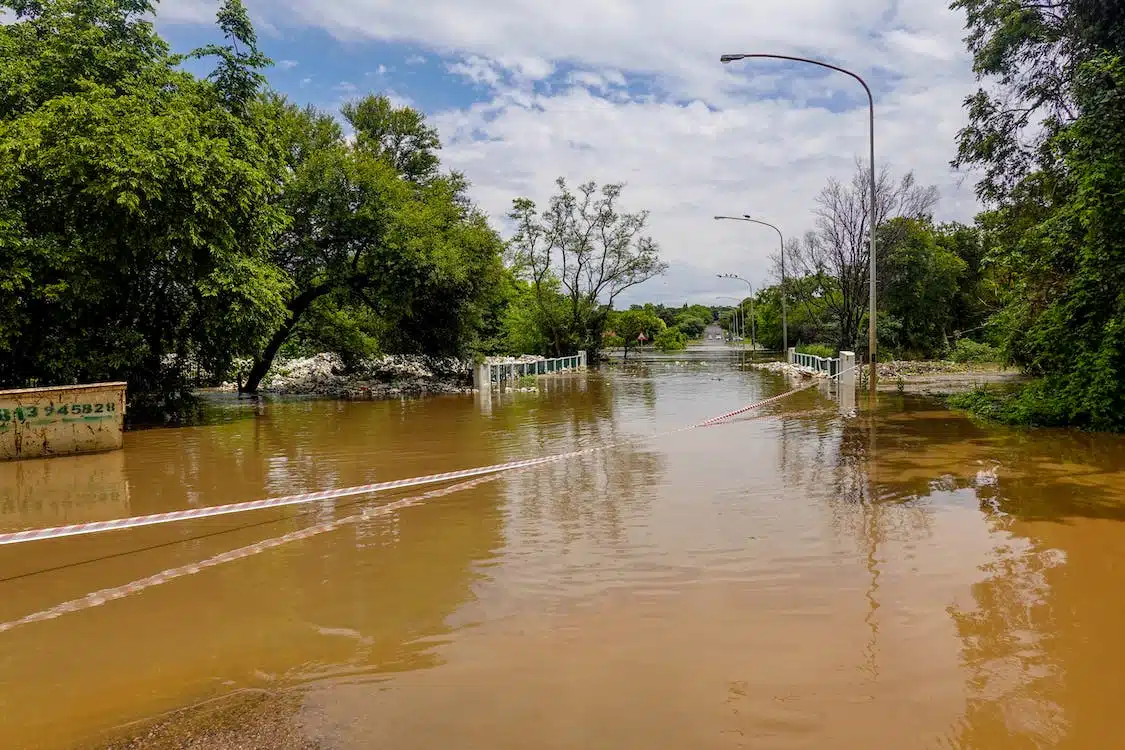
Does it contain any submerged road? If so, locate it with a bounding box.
[3,347,1125,748]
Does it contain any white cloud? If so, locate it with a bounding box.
[405,54,427,65]
[278,59,299,70]
[159,0,982,305]
[431,75,978,305]
[154,0,218,25]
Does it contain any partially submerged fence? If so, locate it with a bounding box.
[787,348,857,390]
[788,348,841,377]
[474,351,587,389]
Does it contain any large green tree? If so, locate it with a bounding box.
[0,0,288,418]
[507,179,666,357]
[240,94,506,392]
[953,0,1125,429]
[879,218,968,358]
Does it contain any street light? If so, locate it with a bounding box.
[714,215,787,353]
[718,273,755,349]
[720,52,878,392]
[715,294,744,343]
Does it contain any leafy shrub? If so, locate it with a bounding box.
[797,344,835,359]
[654,326,688,352]
[947,383,1071,428]
[950,338,1001,364]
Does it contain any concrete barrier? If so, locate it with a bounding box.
[0,382,127,461]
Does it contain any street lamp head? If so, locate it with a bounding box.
[742,214,752,219]
[719,54,744,64]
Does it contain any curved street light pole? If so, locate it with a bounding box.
[720,52,877,393]
[719,273,755,349]
[714,215,787,353]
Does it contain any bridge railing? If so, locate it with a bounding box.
[474,351,587,389]
[788,348,840,377]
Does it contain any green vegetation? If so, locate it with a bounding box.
[0,0,663,420]
[946,0,1125,430]
[949,339,1001,365]
[5,1,1124,432]
[712,1,1125,430]
[653,327,688,352]
[605,308,664,360]
[506,180,666,359]
[796,344,836,360]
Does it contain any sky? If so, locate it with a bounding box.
[156,0,983,308]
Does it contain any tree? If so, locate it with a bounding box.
[189,0,271,115]
[879,218,967,357]
[240,94,505,392]
[952,0,1125,429]
[0,0,288,419]
[653,326,688,352]
[508,179,667,356]
[673,310,708,339]
[784,162,938,353]
[951,0,1125,203]
[341,95,441,184]
[934,222,994,340]
[607,308,662,360]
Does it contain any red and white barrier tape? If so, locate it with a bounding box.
[0,368,854,634]
[0,367,848,548]
[0,475,502,634]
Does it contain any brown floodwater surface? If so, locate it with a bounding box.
[4,349,1125,748]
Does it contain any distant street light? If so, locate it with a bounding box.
[714,215,787,353]
[720,52,878,392]
[716,294,744,343]
[718,273,755,350]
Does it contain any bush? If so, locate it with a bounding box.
[947,382,1070,428]
[674,314,708,339]
[654,326,688,352]
[950,338,1002,364]
[797,344,835,359]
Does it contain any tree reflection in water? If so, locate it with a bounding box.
[777,393,1125,747]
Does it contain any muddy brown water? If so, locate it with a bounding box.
[3,348,1125,749]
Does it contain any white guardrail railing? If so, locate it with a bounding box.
[787,347,841,377]
[474,351,587,389]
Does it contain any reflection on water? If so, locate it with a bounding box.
[2,356,1125,748]
[0,451,130,530]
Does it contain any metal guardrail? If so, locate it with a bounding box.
[476,351,587,388]
[790,350,841,377]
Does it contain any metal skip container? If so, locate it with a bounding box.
[0,382,127,461]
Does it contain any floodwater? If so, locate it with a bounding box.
[4,347,1125,749]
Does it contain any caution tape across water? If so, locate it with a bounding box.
[0,367,851,549]
[0,368,854,635]
[0,474,504,634]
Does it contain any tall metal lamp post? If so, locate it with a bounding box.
[720,52,878,392]
[714,215,787,353]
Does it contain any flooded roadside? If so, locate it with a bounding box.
[3,349,1125,748]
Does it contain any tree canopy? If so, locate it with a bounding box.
[949,0,1125,429]
[0,0,509,418]
[507,179,666,356]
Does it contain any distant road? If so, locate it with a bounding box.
[701,324,726,347]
